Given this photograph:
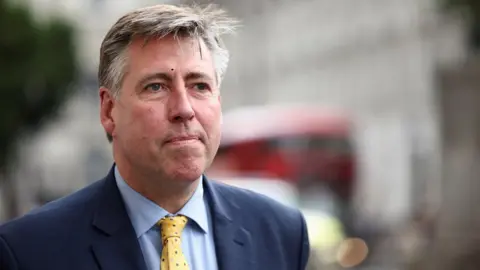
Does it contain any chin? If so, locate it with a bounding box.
[158,151,210,180]
[167,161,205,182]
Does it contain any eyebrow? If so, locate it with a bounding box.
[185,71,213,82]
[137,71,215,88]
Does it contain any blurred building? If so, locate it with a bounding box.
[431,55,480,269]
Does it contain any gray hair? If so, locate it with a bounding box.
[98,4,238,97]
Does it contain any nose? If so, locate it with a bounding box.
[167,90,195,123]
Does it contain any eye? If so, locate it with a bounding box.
[192,83,210,92]
[144,83,166,92]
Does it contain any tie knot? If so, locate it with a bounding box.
[158,215,188,242]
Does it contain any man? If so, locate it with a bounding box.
[0,4,310,270]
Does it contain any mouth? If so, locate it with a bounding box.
[165,135,201,145]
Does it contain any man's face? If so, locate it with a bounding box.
[100,35,222,182]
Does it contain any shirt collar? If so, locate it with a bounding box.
[114,166,209,238]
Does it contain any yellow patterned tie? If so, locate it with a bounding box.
[158,215,190,270]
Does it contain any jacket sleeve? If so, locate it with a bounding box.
[0,236,18,270]
[298,211,310,270]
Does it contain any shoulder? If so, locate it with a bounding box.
[208,179,310,268]
[208,179,305,229]
[0,178,105,239]
[0,178,108,268]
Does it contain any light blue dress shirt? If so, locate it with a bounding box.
[114,167,218,270]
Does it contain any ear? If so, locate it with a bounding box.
[99,87,116,140]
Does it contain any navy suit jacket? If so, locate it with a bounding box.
[0,166,310,270]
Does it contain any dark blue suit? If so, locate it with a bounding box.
[0,166,310,269]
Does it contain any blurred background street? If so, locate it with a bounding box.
[2,0,480,269]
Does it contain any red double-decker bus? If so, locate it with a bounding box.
[208,105,356,219]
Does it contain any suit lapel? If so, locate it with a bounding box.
[90,167,148,270]
[204,177,255,270]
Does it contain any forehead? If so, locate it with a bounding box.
[126,35,215,77]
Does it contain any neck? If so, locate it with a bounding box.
[114,157,200,214]
[142,178,200,214]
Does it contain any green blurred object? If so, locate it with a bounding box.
[0,0,78,219]
[303,209,345,267]
[442,0,480,49]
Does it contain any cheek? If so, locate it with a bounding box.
[196,100,222,135]
[127,103,166,137]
